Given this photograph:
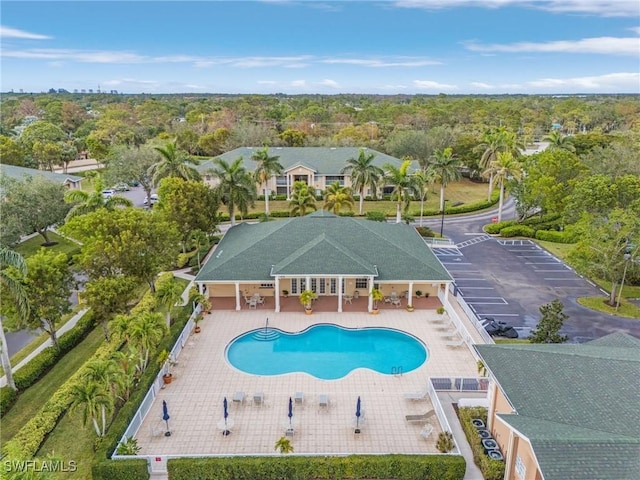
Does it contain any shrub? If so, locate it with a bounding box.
[416,226,435,237]
[458,407,505,480]
[437,431,455,453]
[13,348,58,391]
[499,225,535,238]
[484,219,517,234]
[365,211,387,222]
[92,459,148,480]
[0,386,18,417]
[535,229,576,243]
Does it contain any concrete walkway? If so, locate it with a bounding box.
[0,308,89,388]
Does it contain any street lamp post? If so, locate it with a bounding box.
[616,253,632,311]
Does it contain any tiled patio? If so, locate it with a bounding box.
[136,308,479,457]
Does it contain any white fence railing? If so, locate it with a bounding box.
[113,304,201,458]
[430,377,490,392]
[454,292,495,345]
[426,378,460,454]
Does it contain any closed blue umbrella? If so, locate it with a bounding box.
[355,396,362,430]
[288,396,293,426]
[162,400,171,437]
[222,397,230,436]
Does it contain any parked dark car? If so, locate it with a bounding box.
[481,317,519,339]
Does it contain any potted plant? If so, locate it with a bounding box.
[282,289,289,298]
[158,349,175,385]
[299,290,317,314]
[436,431,455,453]
[201,297,212,314]
[194,313,203,333]
[437,306,446,318]
[415,290,423,298]
[370,288,384,314]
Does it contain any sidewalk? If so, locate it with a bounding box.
[1,308,89,388]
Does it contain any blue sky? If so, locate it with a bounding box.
[1,1,639,94]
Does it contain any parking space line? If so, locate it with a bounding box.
[533,269,571,272]
[457,286,494,289]
[544,277,585,281]
[453,278,488,281]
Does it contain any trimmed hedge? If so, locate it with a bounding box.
[92,459,149,480]
[168,454,466,480]
[484,220,517,234]
[498,225,536,238]
[458,407,505,480]
[535,229,576,243]
[0,387,17,417]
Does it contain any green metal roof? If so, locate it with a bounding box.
[195,210,452,283]
[197,147,416,175]
[475,333,640,480]
[0,164,83,185]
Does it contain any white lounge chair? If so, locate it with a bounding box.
[294,391,304,405]
[318,394,329,410]
[445,338,465,348]
[404,388,428,400]
[253,392,265,406]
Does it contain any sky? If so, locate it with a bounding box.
[1,0,639,95]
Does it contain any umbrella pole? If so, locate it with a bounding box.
[165,420,171,436]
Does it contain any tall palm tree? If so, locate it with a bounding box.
[484,152,523,221]
[414,168,437,226]
[341,148,383,216]
[252,147,283,217]
[475,127,524,200]
[210,157,257,226]
[431,147,462,212]
[0,248,30,391]
[323,182,355,214]
[64,175,132,220]
[383,159,419,224]
[128,311,167,373]
[149,140,201,186]
[155,276,184,327]
[544,130,576,152]
[84,357,121,401]
[289,181,317,217]
[69,381,113,437]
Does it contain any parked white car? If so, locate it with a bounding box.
[102,189,115,199]
[143,193,159,206]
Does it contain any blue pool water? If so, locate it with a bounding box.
[225,324,428,380]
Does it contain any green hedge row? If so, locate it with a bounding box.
[499,225,536,238]
[91,309,192,480]
[0,311,95,417]
[457,408,505,480]
[535,229,576,243]
[168,454,466,480]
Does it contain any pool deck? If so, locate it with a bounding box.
[136,309,480,457]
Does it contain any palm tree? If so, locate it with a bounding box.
[323,182,355,214]
[289,181,317,217]
[149,140,201,186]
[274,436,294,454]
[155,276,184,327]
[484,152,523,221]
[475,127,523,200]
[341,148,383,215]
[0,248,30,391]
[69,381,113,437]
[128,311,167,373]
[414,168,437,226]
[252,147,283,217]
[64,175,132,220]
[210,157,257,226]
[110,350,137,402]
[544,130,576,152]
[383,159,419,224]
[84,357,121,400]
[431,147,462,212]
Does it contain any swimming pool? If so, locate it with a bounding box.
[225,324,428,380]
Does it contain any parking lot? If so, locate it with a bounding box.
[434,237,640,342]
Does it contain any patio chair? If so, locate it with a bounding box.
[253,392,265,406]
[404,388,428,401]
[232,391,246,406]
[445,338,465,348]
[294,391,304,405]
[243,295,252,305]
[256,295,265,306]
[420,423,434,440]
[249,298,257,309]
[318,393,329,411]
[405,409,435,423]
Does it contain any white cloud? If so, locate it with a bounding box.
[528,72,640,91]
[322,57,441,67]
[257,80,278,85]
[0,26,51,40]
[380,84,409,90]
[318,79,340,88]
[393,0,640,17]
[413,80,458,90]
[470,82,493,89]
[227,56,312,68]
[290,80,307,87]
[465,37,640,56]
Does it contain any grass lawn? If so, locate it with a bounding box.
[14,231,81,259]
[577,297,640,319]
[251,178,488,216]
[494,338,532,344]
[0,327,104,445]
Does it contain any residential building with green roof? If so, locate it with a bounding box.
[197,146,415,198]
[195,210,453,312]
[0,164,83,190]
[474,332,640,480]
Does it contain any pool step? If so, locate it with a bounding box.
[252,329,280,341]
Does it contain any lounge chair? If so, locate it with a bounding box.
[253,392,265,406]
[405,409,435,423]
[232,391,246,406]
[420,423,434,440]
[404,388,428,401]
[318,393,329,410]
[294,391,304,405]
[445,338,465,348]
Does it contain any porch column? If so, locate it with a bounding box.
[338,276,343,313]
[444,282,450,305]
[306,276,311,292]
[368,276,374,312]
[286,174,291,200]
[503,429,517,480]
[407,282,414,307]
[275,276,280,312]
[235,282,241,311]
